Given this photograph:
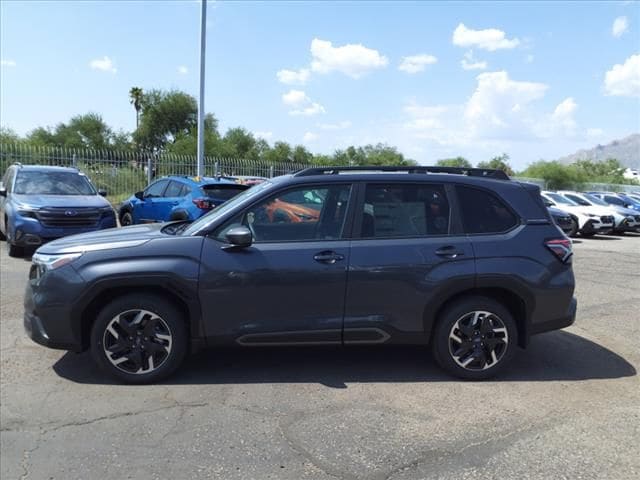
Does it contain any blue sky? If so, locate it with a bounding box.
[1,0,639,169]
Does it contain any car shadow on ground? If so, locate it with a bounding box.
[52,331,636,388]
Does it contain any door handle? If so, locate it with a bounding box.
[435,246,465,259]
[313,251,345,264]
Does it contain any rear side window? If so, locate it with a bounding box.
[144,180,168,198]
[604,195,624,206]
[164,181,185,198]
[456,186,518,234]
[360,184,450,238]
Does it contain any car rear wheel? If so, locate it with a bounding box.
[90,294,188,384]
[432,296,517,380]
[7,241,24,257]
[120,211,133,226]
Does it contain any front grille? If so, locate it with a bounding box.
[600,215,614,224]
[35,208,101,228]
[553,215,572,227]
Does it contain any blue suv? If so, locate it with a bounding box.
[118,175,248,226]
[0,164,117,257]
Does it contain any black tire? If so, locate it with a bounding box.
[90,294,188,384]
[7,241,24,257]
[120,211,133,226]
[568,218,579,238]
[580,231,595,238]
[431,296,518,380]
[169,210,189,222]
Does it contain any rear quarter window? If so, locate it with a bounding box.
[456,186,519,234]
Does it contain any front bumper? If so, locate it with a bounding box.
[23,264,86,352]
[11,214,117,247]
[581,219,613,234]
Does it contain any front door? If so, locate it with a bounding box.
[343,182,475,344]
[198,183,354,345]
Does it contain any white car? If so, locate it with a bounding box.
[541,191,614,237]
[557,191,639,234]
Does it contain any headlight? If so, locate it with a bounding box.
[586,213,597,218]
[32,252,83,271]
[17,207,39,218]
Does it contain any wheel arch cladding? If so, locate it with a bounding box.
[427,287,529,348]
[78,285,196,351]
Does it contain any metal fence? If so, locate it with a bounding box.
[0,144,313,204]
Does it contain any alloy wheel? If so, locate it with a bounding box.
[448,311,509,371]
[103,309,172,375]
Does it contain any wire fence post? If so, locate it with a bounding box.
[72,153,77,169]
[214,161,219,178]
[147,156,152,185]
[269,165,274,178]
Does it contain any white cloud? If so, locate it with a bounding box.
[453,23,520,51]
[89,56,117,73]
[310,38,388,78]
[254,131,273,140]
[586,128,604,138]
[282,89,308,106]
[612,16,629,37]
[282,89,325,116]
[1,59,16,67]
[290,102,325,117]
[461,50,487,71]
[465,71,547,138]
[317,121,352,130]
[551,97,578,135]
[303,132,319,142]
[604,54,640,97]
[398,54,438,74]
[177,65,188,75]
[276,68,310,85]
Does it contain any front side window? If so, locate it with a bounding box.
[13,171,96,195]
[144,180,169,198]
[360,184,450,238]
[215,184,352,243]
[456,186,518,234]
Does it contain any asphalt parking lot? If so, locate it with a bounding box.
[1,234,639,480]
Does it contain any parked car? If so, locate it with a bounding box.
[557,191,639,233]
[25,166,577,383]
[588,192,640,212]
[0,164,116,257]
[547,205,574,236]
[118,175,248,225]
[624,192,640,204]
[541,191,614,237]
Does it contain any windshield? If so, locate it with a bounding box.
[582,193,609,206]
[14,171,97,195]
[183,180,274,235]
[546,193,577,206]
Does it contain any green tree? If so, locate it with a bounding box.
[223,127,257,159]
[0,127,22,144]
[477,153,515,176]
[573,158,626,183]
[129,87,144,130]
[263,141,293,163]
[292,145,313,164]
[134,89,198,151]
[436,157,472,168]
[520,160,585,190]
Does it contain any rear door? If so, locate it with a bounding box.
[343,182,475,344]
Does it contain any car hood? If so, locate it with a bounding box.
[37,223,167,254]
[608,205,638,216]
[12,194,110,209]
[547,206,570,216]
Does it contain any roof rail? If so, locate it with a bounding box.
[293,165,510,180]
[12,162,23,168]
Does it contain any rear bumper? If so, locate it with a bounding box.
[530,297,577,336]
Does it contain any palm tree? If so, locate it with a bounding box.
[129,87,143,130]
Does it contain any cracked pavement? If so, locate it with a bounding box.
[1,234,639,479]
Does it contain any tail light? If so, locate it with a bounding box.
[545,238,572,263]
[192,198,213,210]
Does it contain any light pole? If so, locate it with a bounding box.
[197,0,207,177]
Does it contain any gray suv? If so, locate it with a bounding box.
[24,166,577,383]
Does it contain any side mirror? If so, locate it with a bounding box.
[134,191,145,201]
[0,187,6,198]
[543,200,552,207]
[225,227,252,249]
[98,189,108,197]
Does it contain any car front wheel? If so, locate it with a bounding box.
[120,211,133,226]
[432,296,517,380]
[90,294,188,384]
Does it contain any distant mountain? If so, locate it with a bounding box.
[557,134,640,169]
